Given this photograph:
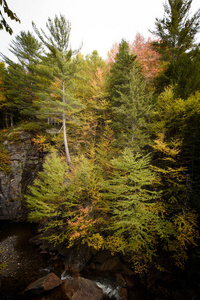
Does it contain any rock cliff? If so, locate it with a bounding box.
[0,131,43,220]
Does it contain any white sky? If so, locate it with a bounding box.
[1,0,200,61]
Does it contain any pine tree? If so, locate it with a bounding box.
[151,0,200,97]
[0,31,43,123]
[151,0,200,60]
[107,40,152,151]
[32,14,83,166]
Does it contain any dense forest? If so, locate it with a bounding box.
[1,0,200,275]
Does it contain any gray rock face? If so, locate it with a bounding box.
[0,131,43,220]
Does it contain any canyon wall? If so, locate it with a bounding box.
[0,131,43,220]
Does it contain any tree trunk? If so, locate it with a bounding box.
[62,80,72,167]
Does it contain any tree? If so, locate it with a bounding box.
[32,14,83,166]
[0,0,20,34]
[0,62,7,127]
[0,31,43,123]
[130,33,163,82]
[72,50,109,152]
[151,133,199,268]
[151,0,200,97]
[151,0,200,60]
[102,148,172,272]
[107,34,163,83]
[26,149,106,250]
[152,86,200,210]
[107,40,152,151]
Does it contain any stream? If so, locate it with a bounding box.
[0,221,120,300]
[0,221,60,300]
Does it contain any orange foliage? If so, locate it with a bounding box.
[107,33,163,80]
[130,33,163,79]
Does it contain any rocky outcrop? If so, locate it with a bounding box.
[0,131,43,220]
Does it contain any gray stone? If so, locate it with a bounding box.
[0,131,44,220]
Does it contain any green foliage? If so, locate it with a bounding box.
[151,0,200,59]
[0,7,199,275]
[32,14,83,165]
[0,31,43,124]
[26,149,106,249]
[152,87,200,209]
[107,40,152,151]
[101,148,172,272]
[151,133,199,268]
[151,0,200,97]
[0,0,20,34]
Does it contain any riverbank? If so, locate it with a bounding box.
[0,221,62,299]
[1,221,200,300]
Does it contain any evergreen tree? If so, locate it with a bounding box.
[0,31,43,123]
[102,148,172,272]
[0,0,20,34]
[32,14,83,166]
[107,40,152,151]
[151,0,200,97]
[151,0,200,60]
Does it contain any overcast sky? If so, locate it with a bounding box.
[1,0,200,61]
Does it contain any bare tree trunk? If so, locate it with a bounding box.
[62,80,72,167]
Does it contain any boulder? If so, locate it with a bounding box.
[63,246,91,274]
[95,256,120,273]
[61,277,103,300]
[25,273,62,295]
[118,287,128,300]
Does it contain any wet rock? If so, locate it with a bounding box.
[29,234,43,247]
[63,246,91,274]
[119,263,134,276]
[24,273,62,295]
[61,277,103,300]
[115,273,126,287]
[95,256,120,273]
[118,287,128,300]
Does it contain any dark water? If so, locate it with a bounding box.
[0,221,121,300]
[0,221,56,300]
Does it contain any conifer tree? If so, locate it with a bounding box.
[32,14,83,166]
[152,0,200,59]
[151,0,200,97]
[107,40,152,151]
[0,31,43,122]
[102,148,171,272]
